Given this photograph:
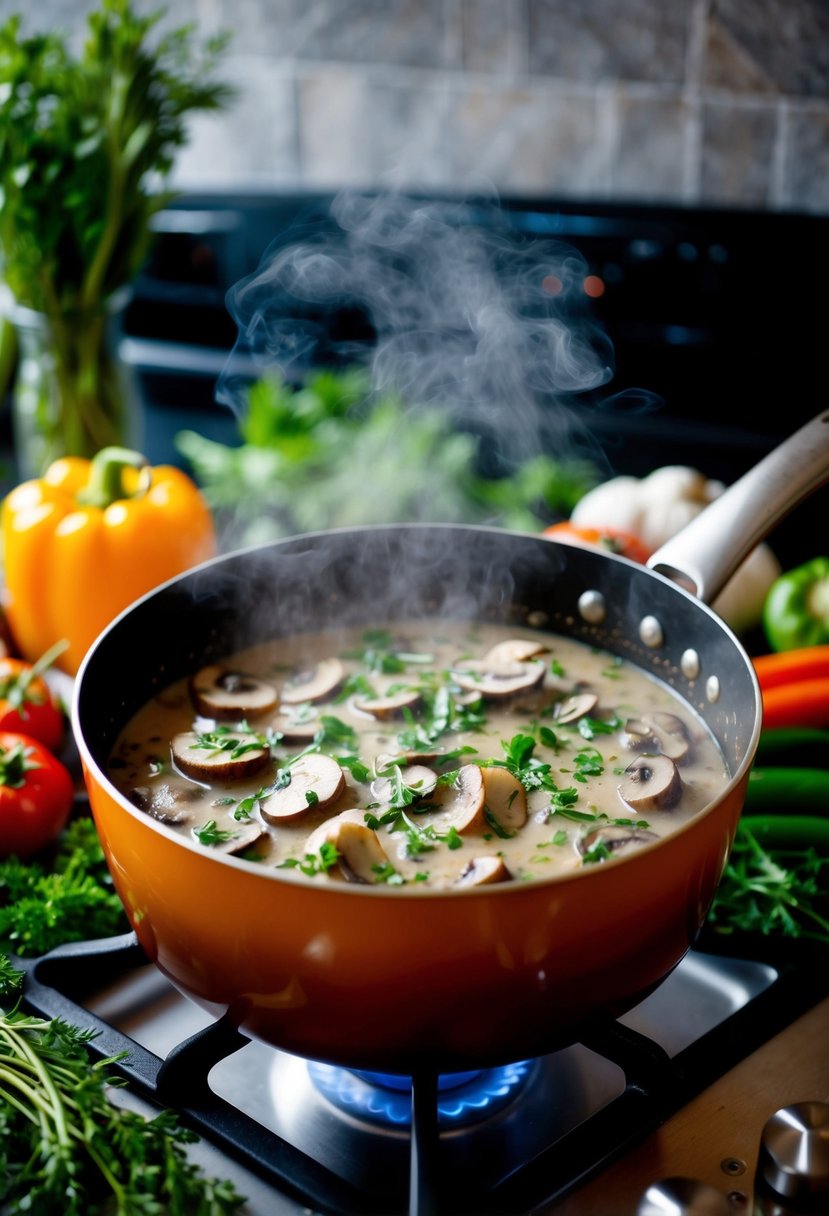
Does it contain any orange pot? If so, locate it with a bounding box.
[72,414,829,1073]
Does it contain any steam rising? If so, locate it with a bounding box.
[216,191,616,472]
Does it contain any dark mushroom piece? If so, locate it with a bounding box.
[170,731,271,783]
[127,781,202,825]
[259,754,345,824]
[481,766,527,831]
[304,809,391,883]
[456,856,512,886]
[280,658,345,705]
[352,688,422,719]
[578,824,660,859]
[617,754,682,813]
[370,765,438,805]
[190,665,279,720]
[620,712,690,762]
[451,659,546,701]
[553,692,598,725]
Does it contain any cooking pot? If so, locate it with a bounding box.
[72,413,829,1074]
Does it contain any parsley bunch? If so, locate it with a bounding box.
[0,955,246,1214]
[0,0,232,314]
[0,817,128,958]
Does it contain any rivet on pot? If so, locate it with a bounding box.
[681,648,701,680]
[706,675,721,703]
[578,590,606,625]
[639,615,664,648]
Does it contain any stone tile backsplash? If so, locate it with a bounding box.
[7,0,829,211]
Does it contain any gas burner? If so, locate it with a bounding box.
[307,1059,535,1129]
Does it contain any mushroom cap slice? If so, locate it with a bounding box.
[190,665,279,720]
[430,764,486,834]
[259,753,346,824]
[370,764,438,805]
[451,659,546,700]
[210,822,269,857]
[457,856,512,886]
[617,754,682,813]
[481,766,527,831]
[553,692,598,725]
[171,731,271,783]
[270,708,321,742]
[578,824,660,859]
[620,712,690,762]
[483,638,550,665]
[280,658,345,705]
[304,809,391,884]
[352,688,422,719]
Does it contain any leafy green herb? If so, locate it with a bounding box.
[192,820,236,846]
[0,818,127,957]
[581,841,613,865]
[708,826,829,943]
[191,727,268,760]
[0,957,246,1214]
[372,862,405,885]
[305,790,319,806]
[315,715,358,751]
[278,841,340,877]
[575,714,621,740]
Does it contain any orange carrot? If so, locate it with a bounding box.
[761,677,829,730]
[753,645,829,691]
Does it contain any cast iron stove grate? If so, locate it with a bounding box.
[12,927,829,1216]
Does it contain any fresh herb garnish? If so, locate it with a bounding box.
[278,841,341,877]
[192,819,236,846]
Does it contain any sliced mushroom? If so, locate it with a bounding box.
[304,809,391,884]
[352,688,422,719]
[170,731,270,783]
[127,781,202,825]
[451,659,545,700]
[456,856,512,886]
[617,754,682,813]
[483,638,549,665]
[370,764,438,805]
[270,709,321,742]
[190,665,279,720]
[210,821,268,857]
[259,753,345,824]
[280,658,345,705]
[553,692,598,725]
[481,766,527,831]
[578,824,660,859]
[430,764,486,833]
[620,712,690,762]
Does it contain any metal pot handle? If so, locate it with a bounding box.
[647,411,829,605]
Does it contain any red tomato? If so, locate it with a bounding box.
[542,521,652,565]
[0,731,74,859]
[0,656,65,752]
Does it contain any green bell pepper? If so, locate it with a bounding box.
[763,556,829,651]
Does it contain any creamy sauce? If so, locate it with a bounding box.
[106,622,730,889]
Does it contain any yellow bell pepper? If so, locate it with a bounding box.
[1,447,217,676]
